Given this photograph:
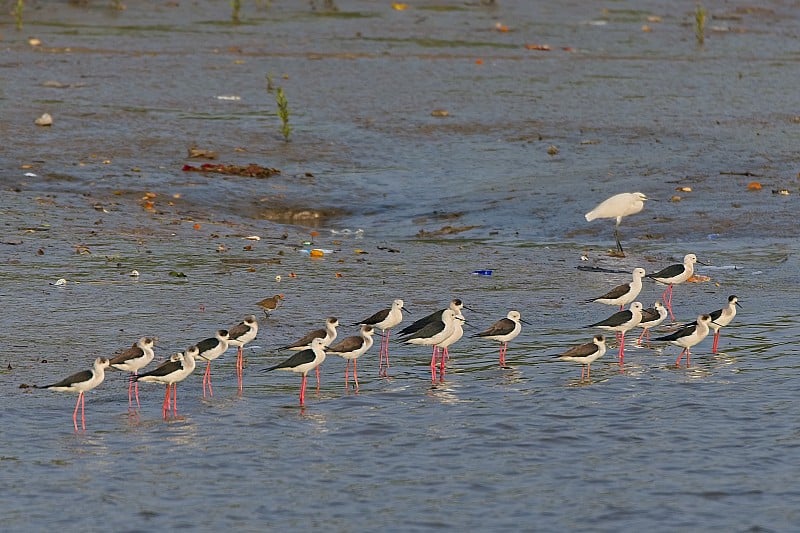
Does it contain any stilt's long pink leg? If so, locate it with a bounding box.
[72,394,82,431]
[299,376,304,405]
[430,346,439,383]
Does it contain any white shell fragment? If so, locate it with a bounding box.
[35,113,53,126]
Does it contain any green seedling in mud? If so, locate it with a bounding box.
[14,0,24,30]
[276,87,292,142]
[695,4,707,45]
[266,72,275,92]
[231,0,242,23]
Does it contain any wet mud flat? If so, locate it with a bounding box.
[3,0,800,244]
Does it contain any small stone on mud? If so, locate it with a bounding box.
[42,81,69,88]
[188,146,218,159]
[35,113,53,126]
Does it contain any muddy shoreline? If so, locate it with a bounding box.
[5,1,799,245]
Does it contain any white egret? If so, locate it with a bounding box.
[585,192,648,254]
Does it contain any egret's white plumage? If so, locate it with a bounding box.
[585,192,648,254]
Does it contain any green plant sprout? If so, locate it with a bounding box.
[276,87,292,142]
[14,0,24,30]
[695,4,707,46]
[231,0,241,23]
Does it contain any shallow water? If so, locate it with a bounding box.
[2,1,800,531]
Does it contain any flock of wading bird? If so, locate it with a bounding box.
[34,192,741,430]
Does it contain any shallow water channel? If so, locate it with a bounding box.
[2,1,799,530]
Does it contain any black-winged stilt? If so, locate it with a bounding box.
[647,253,702,321]
[263,337,327,406]
[38,357,110,431]
[556,335,607,380]
[227,315,258,392]
[473,310,528,367]
[654,314,715,366]
[700,295,741,353]
[109,336,155,407]
[327,324,376,390]
[195,330,229,398]
[636,302,669,346]
[587,302,643,364]
[398,298,464,338]
[587,267,646,310]
[283,317,338,387]
[354,299,406,377]
[434,311,465,381]
[136,345,202,418]
[400,309,459,383]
